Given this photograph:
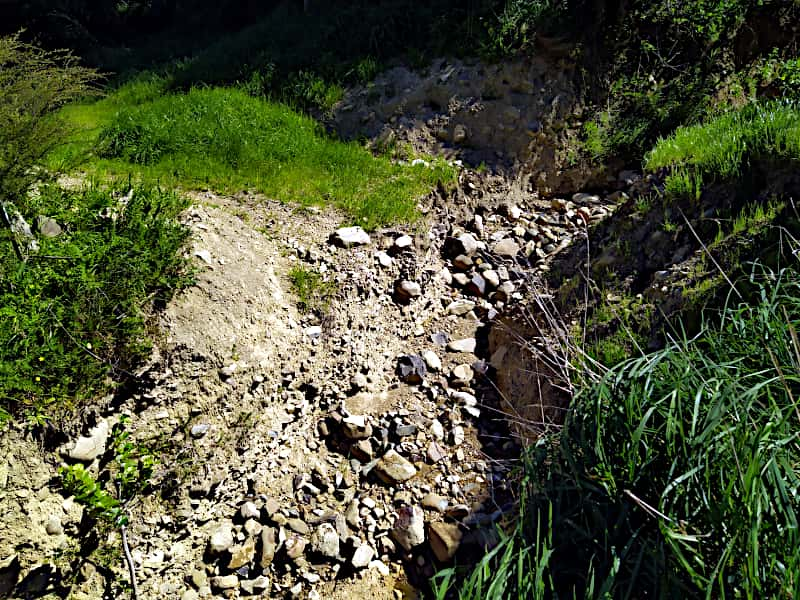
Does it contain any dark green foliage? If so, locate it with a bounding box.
[60,464,123,524]
[0,185,191,420]
[436,265,800,597]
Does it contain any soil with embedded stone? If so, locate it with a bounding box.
[0,169,632,599]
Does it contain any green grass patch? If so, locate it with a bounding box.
[435,263,800,597]
[52,81,453,229]
[0,184,191,423]
[288,265,336,314]
[647,101,800,198]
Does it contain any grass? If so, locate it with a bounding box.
[288,266,336,314]
[434,261,800,598]
[51,78,454,230]
[646,101,800,199]
[0,184,191,423]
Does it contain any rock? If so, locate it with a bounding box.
[391,505,425,551]
[181,590,199,600]
[240,575,270,594]
[240,502,260,520]
[452,426,465,446]
[426,442,445,463]
[376,251,393,267]
[259,527,277,568]
[447,299,476,316]
[452,254,473,271]
[397,355,427,385]
[228,537,256,570]
[451,364,473,386]
[333,226,371,247]
[211,575,239,591]
[447,338,476,354]
[312,523,340,560]
[466,274,486,297]
[345,501,361,529]
[422,494,449,513]
[285,535,307,560]
[45,515,63,536]
[493,238,520,258]
[244,519,262,537]
[194,249,213,265]
[429,522,462,562]
[452,124,468,144]
[190,423,210,438]
[351,439,373,461]
[422,350,441,371]
[394,235,413,250]
[483,270,500,288]
[444,233,479,258]
[208,522,234,554]
[304,325,323,339]
[431,420,445,441]
[343,415,373,440]
[452,273,469,287]
[375,449,417,484]
[287,518,310,535]
[395,280,422,303]
[37,216,62,238]
[65,419,110,462]
[351,543,375,569]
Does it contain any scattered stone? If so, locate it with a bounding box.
[422,350,441,371]
[333,226,371,247]
[259,527,277,568]
[343,415,373,440]
[285,535,308,560]
[447,299,476,315]
[211,575,239,591]
[493,238,520,258]
[395,280,422,303]
[466,274,486,297]
[287,518,310,535]
[190,423,210,438]
[447,338,477,354]
[431,420,445,441]
[376,251,393,267]
[37,216,62,238]
[194,249,213,265]
[351,543,375,569]
[45,515,63,536]
[397,355,427,385]
[429,522,463,562]
[394,235,413,250]
[240,502,260,520]
[391,505,425,551]
[422,494,449,513]
[451,364,473,386]
[312,523,340,560]
[65,419,109,462]
[304,325,323,339]
[208,522,234,554]
[452,426,465,446]
[452,124,468,144]
[227,538,256,570]
[375,449,417,484]
[427,442,445,463]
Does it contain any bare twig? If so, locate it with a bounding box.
[120,524,140,600]
[678,207,742,299]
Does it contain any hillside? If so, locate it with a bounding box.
[1,1,800,599]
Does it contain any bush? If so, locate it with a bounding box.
[0,32,96,207]
[0,184,190,422]
[435,263,800,598]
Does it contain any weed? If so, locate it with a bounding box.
[0,184,190,419]
[288,266,336,314]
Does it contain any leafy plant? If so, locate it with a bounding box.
[288,265,336,314]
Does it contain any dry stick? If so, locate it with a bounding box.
[120,523,140,600]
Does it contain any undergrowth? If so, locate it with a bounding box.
[433,261,800,598]
[0,184,191,423]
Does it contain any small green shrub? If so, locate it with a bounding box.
[0,184,191,419]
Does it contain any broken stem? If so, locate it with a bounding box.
[120,524,139,600]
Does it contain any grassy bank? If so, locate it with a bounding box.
[434,262,800,598]
[0,185,191,423]
[51,78,454,229]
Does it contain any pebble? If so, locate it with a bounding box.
[351,543,375,568]
[447,338,476,353]
[422,350,441,371]
[493,238,520,257]
[65,419,109,462]
[312,523,340,559]
[375,449,417,484]
[397,354,427,384]
[211,575,239,590]
[395,280,422,303]
[391,505,425,550]
[190,423,210,438]
[429,522,463,562]
[208,522,234,554]
[333,226,371,247]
